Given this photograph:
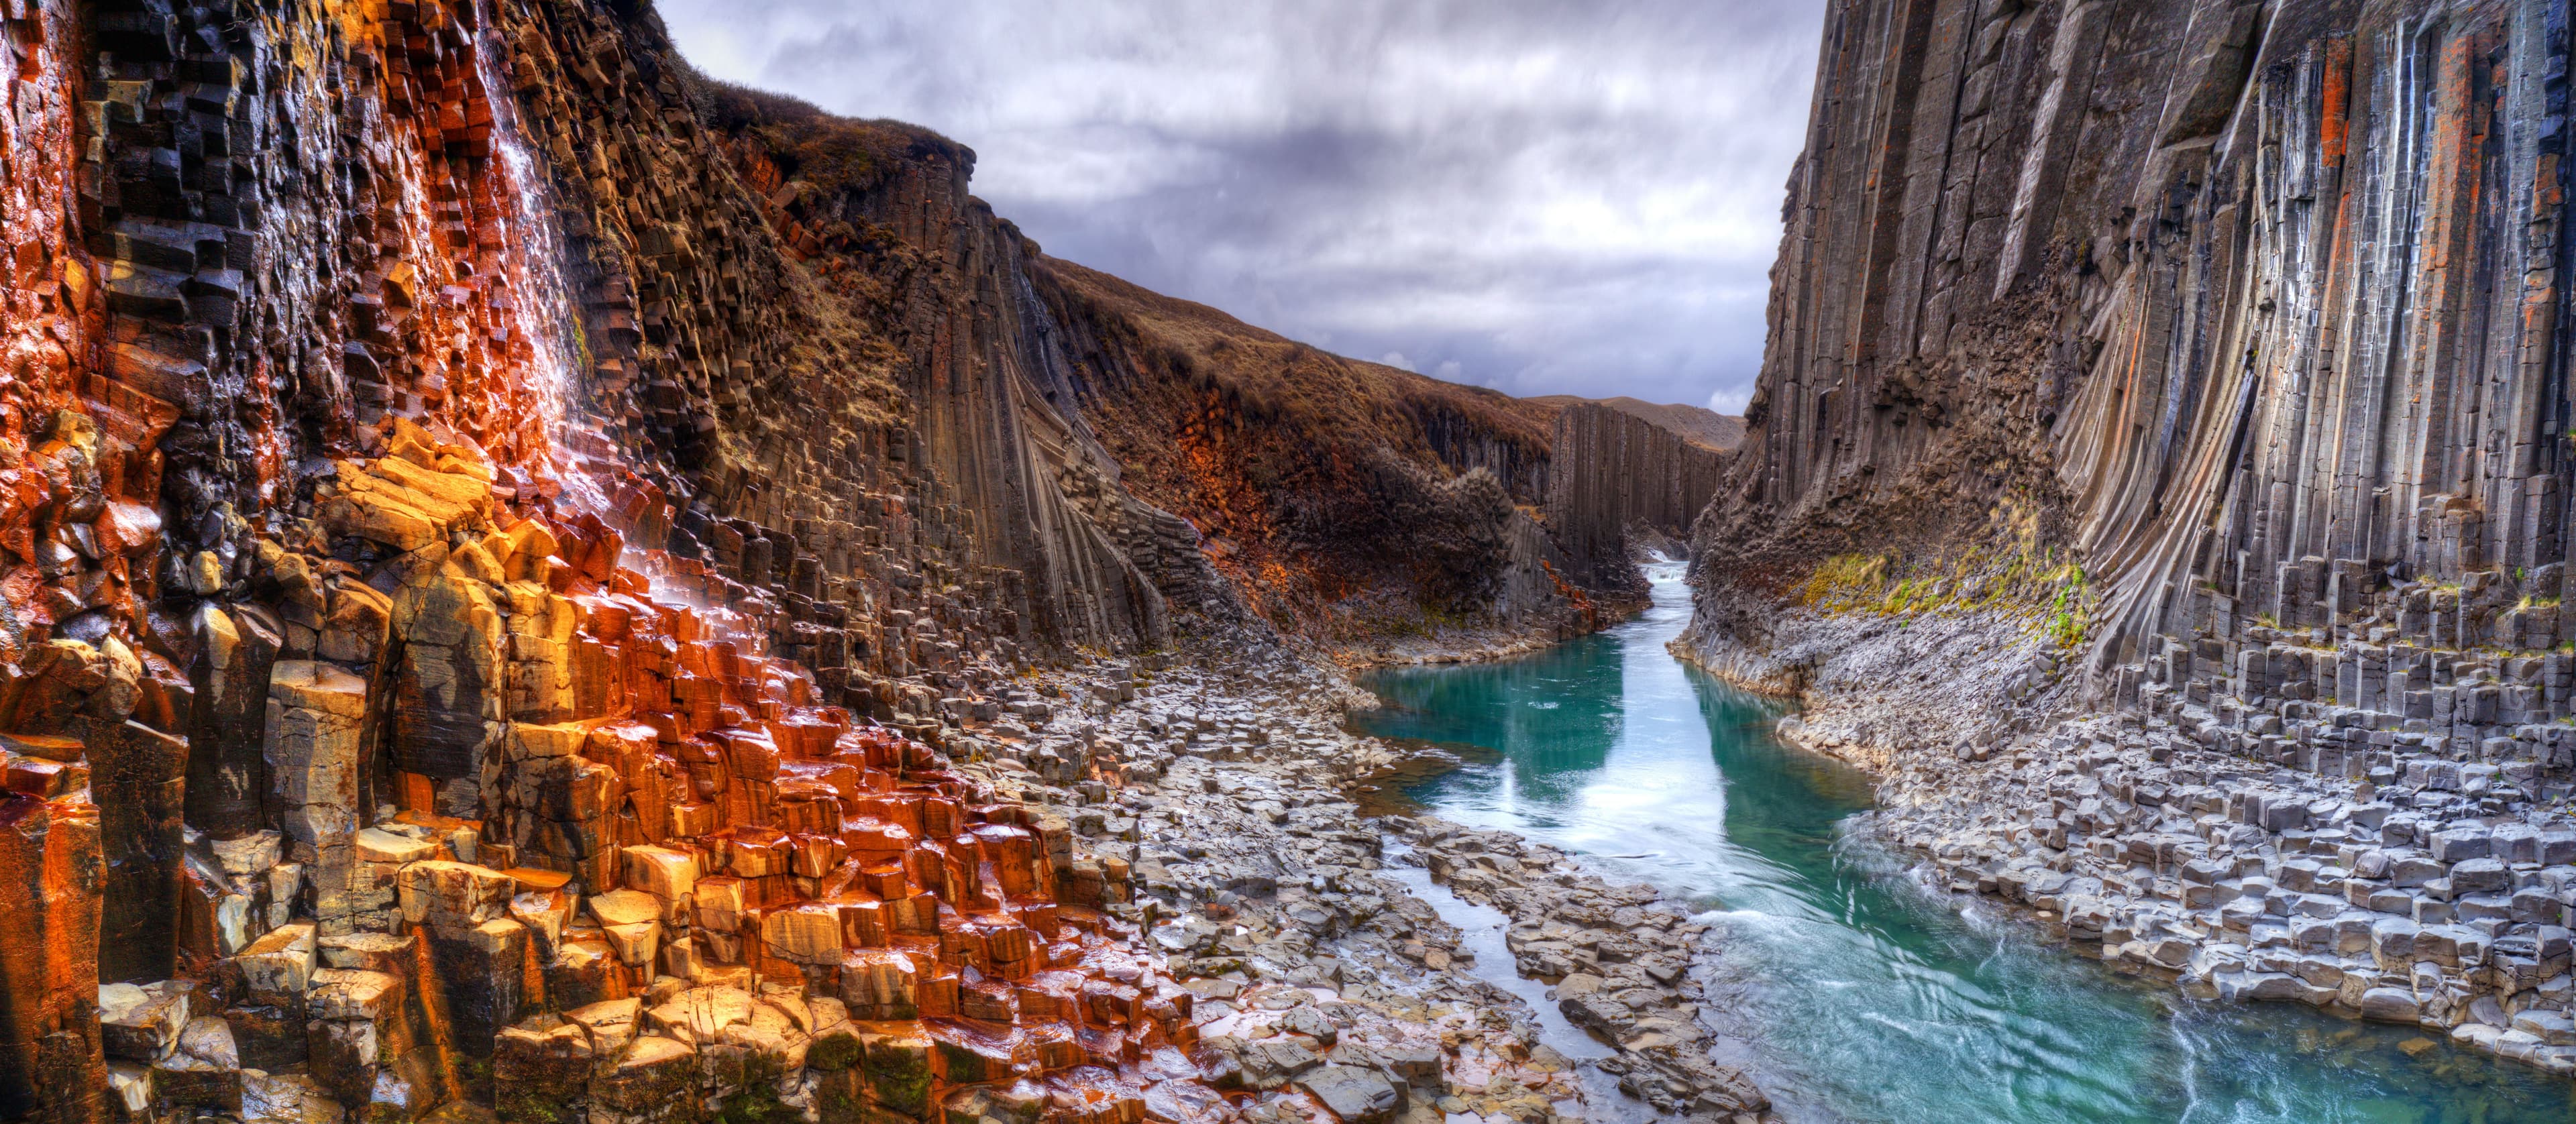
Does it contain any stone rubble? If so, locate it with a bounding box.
[963,655,1781,1124]
[1735,573,2576,1080]
[32,434,1275,1124]
[15,427,1778,1124]
[0,0,1733,1118]
[1396,820,1766,1121]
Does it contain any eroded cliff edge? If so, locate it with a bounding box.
[1687,0,2576,1072]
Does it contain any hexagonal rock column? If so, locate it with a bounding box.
[85,718,189,983]
[0,792,107,1124]
[265,661,369,932]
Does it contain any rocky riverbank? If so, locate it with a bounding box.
[1683,590,2576,1079]
[1394,820,1769,1120]
[1862,701,2576,1076]
[962,649,1780,1123]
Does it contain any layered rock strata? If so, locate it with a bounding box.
[1687,0,2576,1076]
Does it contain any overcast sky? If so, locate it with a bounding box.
[658,0,1823,414]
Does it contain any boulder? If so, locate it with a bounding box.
[621,845,696,899]
[860,1027,932,1117]
[1293,1064,1400,1123]
[590,1036,698,1119]
[2359,987,2422,1023]
[494,1017,595,1124]
[98,980,190,1060]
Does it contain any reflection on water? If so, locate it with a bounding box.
[1352,562,2576,1124]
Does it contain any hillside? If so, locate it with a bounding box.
[1029,257,1582,642]
[1534,396,1745,453]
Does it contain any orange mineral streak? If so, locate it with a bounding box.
[103,409,1209,1118]
[1160,392,1385,636]
[1537,559,1599,633]
[0,0,1288,1113]
[2316,37,2351,168]
[233,0,587,490]
[0,0,1226,1116]
[2,0,124,665]
[0,791,105,1123]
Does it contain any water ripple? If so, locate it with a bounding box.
[1353,563,2576,1124]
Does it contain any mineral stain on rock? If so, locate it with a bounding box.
[19,0,2565,1117]
[0,0,1748,1121]
[1680,0,2576,1097]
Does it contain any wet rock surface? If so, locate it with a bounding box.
[1780,606,2576,1077]
[1690,554,2576,1078]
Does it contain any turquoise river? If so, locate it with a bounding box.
[1348,562,2576,1124]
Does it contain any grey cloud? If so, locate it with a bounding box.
[657,0,1824,413]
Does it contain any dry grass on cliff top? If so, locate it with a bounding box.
[685,68,973,199]
[1033,256,1558,452]
[1531,395,1743,451]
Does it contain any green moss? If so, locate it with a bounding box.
[1791,518,2095,650]
[2041,565,2090,649]
[808,1026,865,1072]
[861,1033,933,1117]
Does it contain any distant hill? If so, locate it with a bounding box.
[1534,395,1744,451]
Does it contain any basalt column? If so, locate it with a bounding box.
[1546,402,1727,589]
[1695,0,2576,681]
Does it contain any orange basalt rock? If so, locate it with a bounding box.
[0,791,107,1124]
[0,0,1420,1113]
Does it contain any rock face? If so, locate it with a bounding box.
[0,0,1748,1121]
[1545,402,1729,592]
[1026,258,1595,643]
[1701,0,2573,653]
[1688,0,2576,1076]
[680,93,1201,655]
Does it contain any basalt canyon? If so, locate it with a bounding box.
[14,0,2576,1122]
[1688,0,2576,1090]
[0,0,1756,1123]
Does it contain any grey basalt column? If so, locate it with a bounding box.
[186,602,282,840]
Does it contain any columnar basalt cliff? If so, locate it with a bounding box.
[1544,401,1731,593]
[0,0,1750,1121]
[1025,259,1591,647]
[1689,0,2576,1072]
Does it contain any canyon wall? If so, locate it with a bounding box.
[0,0,1203,1113]
[1695,0,2573,699]
[1544,401,1730,591]
[1028,258,1599,644]
[1686,0,2576,1060]
[0,0,1668,1119]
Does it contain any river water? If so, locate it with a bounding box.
[1348,561,2575,1124]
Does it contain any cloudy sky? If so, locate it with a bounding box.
[658,0,1824,414]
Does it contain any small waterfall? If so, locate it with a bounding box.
[474,0,612,518]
